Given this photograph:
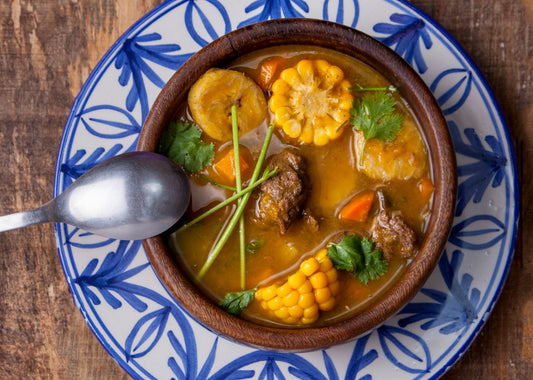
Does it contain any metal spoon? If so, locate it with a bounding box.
[0,152,191,240]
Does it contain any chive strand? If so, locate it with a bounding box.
[175,169,277,234]
[198,124,275,279]
[230,104,246,291]
[199,174,237,191]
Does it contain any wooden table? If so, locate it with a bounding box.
[0,0,529,378]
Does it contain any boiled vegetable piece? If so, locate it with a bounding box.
[213,148,250,183]
[354,118,428,181]
[339,191,375,222]
[269,59,353,146]
[256,57,285,91]
[188,68,267,141]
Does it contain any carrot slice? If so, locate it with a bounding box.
[213,148,250,182]
[418,177,434,200]
[257,57,285,91]
[339,191,375,222]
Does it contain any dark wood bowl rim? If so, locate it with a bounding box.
[138,18,457,351]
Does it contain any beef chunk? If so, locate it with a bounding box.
[371,211,417,259]
[256,150,309,234]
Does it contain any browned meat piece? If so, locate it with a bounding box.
[371,211,417,259]
[256,150,309,234]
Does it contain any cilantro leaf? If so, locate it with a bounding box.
[220,288,256,315]
[327,235,388,284]
[350,91,404,161]
[159,121,215,173]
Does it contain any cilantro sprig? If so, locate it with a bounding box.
[159,120,215,173]
[220,288,256,315]
[327,235,388,284]
[350,90,404,164]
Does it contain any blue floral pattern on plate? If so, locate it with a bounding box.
[54,0,519,379]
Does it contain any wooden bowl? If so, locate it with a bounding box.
[137,18,457,351]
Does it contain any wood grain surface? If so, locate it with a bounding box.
[0,0,530,378]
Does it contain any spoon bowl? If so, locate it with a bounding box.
[0,152,191,240]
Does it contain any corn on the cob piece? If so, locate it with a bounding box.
[269,59,353,146]
[255,249,339,325]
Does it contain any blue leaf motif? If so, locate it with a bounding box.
[322,0,359,27]
[373,13,432,74]
[430,68,472,115]
[125,307,171,361]
[60,144,124,186]
[75,240,149,312]
[63,227,117,249]
[448,121,508,216]
[377,325,431,374]
[450,214,506,250]
[238,0,310,28]
[345,333,378,380]
[114,32,193,121]
[184,0,231,47]
[398,250,479,334]
[210,351,328,380]
[77,104,141,140]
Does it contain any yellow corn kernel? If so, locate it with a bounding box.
[296,59,314,80]
[272,78,290,93]
[288,271,306,289]
[325,65,344,85]
[300,257,319,276]
[319,256,333,272]
[267,296,283,311]
[274,107,293,123]
[255,288,265,301]
[283,120,302,139]
[262,284,278,301]
[329,280,340,296]
[277,282,292,298]
[315,249,328,260]
[314,287,332,304]
[325,268,338,283]
[313,127,329,146]
[275,306,289,319]
[309,271,329,289]
[283,316,300,324]
[303,304,319,319]
[282,290,300,307]
[297,279,313,294]
[314,59,331,75]
[318,297,336,311]
[288,304,304,318]
[298,292,315,309]
[269,94,289,109]
[301,316,319,325]
[270,59,353,146]
[280,67,300,87]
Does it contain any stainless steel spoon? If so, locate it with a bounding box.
[0,152,191,240]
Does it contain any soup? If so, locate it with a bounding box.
[159,45,432,327]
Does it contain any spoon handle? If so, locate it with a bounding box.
[0,203,54,233]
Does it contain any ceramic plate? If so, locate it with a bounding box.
[54,0,519,378]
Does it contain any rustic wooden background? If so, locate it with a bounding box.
[0,0,530,378]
